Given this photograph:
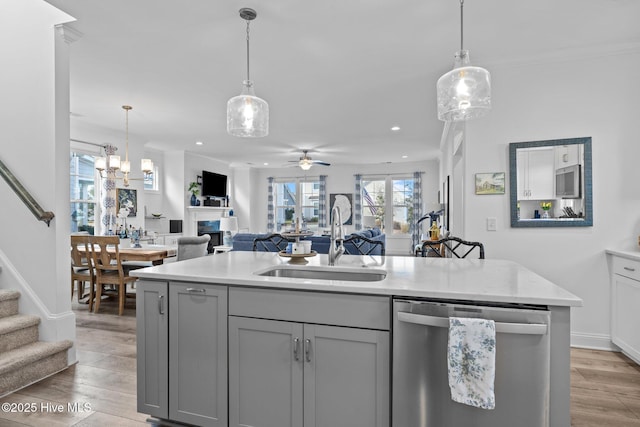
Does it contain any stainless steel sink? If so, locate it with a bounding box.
[255,266,387,282]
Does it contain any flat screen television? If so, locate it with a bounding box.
[202,170,228,198]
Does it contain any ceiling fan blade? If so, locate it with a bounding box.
[312,160,331,166]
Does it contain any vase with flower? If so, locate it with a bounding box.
[540,201,552,219]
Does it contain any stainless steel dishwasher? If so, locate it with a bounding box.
[393,298,551,427]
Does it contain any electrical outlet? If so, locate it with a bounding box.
[487,217,497,231]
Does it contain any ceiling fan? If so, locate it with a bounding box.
[289,150,331,170]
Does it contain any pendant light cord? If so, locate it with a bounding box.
[246,20,251,82]
[460,0,464,52]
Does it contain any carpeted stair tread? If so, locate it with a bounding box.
[0,314,40,335]
[0,290,20,302]
[0,340,73,376]
[0,290,20,319]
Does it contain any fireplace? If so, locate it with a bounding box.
[197,220,223,254]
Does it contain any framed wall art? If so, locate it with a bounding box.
[329,193,353,225]
[116,188,137,217]
[475,172,505,195]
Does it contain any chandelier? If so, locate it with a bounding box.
[95,105,154,187]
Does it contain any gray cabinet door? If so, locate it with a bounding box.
[169,283,228,427]
[136,280,168,419]
[229,316,304,427]
[303,325,390,427]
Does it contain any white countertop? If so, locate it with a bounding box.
[131,251,582,307]
[606,248,640,261]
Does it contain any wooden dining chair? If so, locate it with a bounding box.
[89,235,138,315]
[70,234,95,305]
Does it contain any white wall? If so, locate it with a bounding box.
[248,160,440,255]
[0,0,76,357]
[460,49,640,349]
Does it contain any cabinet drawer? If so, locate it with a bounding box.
[229,287,390,330]
[612,256,640,282]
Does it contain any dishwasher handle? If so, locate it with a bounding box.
[397,311,548,335]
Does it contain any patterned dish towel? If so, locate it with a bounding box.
[448,317,496,410]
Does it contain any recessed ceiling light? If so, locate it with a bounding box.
[402,155,408,159]
[195,141,203,145]
[391,126,401,131]
[263,162,269,166]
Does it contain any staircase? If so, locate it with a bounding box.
[0,289,72,397]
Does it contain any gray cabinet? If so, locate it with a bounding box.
[610,255,640,364]
[136,280,169,419]
[228,288,390,427]
[136,281,227,427]
[169,282,228,426]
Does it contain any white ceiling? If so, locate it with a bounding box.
[46,0,639,168]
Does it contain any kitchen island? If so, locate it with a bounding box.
[132,251,581,427]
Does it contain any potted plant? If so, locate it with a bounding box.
[540,201,552,219]
[188,182,199,206]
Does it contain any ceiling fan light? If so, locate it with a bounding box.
[437,50,491,122]
[227,80,269,137]
[299,158,313,170]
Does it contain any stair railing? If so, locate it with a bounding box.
[0,158,55,227]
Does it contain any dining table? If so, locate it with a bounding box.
[79,243,177,266]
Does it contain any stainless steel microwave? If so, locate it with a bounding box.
[555,164,581,198]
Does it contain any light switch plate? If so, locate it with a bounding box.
[487,217,497,231]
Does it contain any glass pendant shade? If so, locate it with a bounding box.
[95,157,106,171]
[227,80,269,138]
[108,155,121,170]
[120,160,131,173]
[437,50,491,121]
[141,158,154,173]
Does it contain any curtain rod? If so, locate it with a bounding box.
[354,172,424,177]
[70,138,106,148]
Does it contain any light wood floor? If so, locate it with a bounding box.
[1,295,639,426]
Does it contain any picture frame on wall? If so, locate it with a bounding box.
[116,188,137,217]
[329,193,353,225]
[475,172,506,195]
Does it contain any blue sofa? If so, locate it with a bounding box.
[232,228,385,255]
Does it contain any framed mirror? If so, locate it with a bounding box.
[509,137,592,227]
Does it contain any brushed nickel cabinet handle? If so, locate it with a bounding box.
[158,294,165,315]
[623,266,636,272]
[293,338,300,361]
[186,288,206,293]
[304,339,312,362]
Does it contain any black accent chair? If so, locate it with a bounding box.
[343,234,386,256]
[420,236,485,259]
[252,233,295,252]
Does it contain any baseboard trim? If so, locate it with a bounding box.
[570,332,619,351]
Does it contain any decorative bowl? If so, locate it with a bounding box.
[151,213,162,218]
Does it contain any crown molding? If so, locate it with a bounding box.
[55,23,83,44]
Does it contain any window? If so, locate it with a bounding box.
[70,151,97,234]
[144,166,159,192]
[362,176,415,235]
[274,178,320,232]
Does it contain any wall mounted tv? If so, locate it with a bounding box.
[202,170,228,198]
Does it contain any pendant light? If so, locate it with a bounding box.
[436,0,491,122]
[95,105,154,187]
[227,8,269,138]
